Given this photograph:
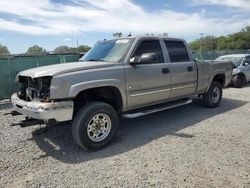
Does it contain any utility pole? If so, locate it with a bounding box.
[199,33,204,60]
[74,32,78,48]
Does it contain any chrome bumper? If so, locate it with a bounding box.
[11,93,74,122]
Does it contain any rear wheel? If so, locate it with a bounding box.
[202,81,223,108]
[72,102,119,150]
[232,74,245,88]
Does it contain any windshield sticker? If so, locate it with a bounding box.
[116,39,129,44]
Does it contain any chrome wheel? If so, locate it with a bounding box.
[87,113,112,142]
[212,87,220,104]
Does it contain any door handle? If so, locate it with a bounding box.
[187,66,193,72]
[162,68,170,74]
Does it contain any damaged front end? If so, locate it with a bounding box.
[17,76,52,102]
[11,76,74,123]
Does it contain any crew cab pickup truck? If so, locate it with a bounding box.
[11,36,233,150]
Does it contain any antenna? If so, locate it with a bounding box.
[128,31,132,37]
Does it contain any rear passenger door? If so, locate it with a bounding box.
[164,40,197,99]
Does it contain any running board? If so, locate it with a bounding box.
[122,99,192,118]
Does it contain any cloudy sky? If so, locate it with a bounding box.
[0,0,249,53]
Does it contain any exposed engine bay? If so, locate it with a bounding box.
[17,76,52,101]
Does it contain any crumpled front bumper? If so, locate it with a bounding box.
[11,93,74,122]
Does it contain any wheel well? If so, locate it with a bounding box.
[212,74,225,86]
[73,86,123,115]
[233,73,247,83]
[236,72,246,79]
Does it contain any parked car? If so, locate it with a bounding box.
[215,54,250,88]
[11,36,233,150]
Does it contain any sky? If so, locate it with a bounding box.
[0,0,249,54]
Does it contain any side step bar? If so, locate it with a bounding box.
[122,99,192,118]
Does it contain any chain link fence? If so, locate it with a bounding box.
[0,54,81,100]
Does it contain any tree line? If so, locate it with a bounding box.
[189,26,250,51]
[0,44,91,56]
[25,45,91,56]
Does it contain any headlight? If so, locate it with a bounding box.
[232,68,240,75]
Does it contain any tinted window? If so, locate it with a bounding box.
[132,40,164,63]
[164,41,190,62]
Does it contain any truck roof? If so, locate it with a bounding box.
[118,35,186,42]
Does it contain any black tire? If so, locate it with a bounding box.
[202,81,223,108]
[232,74,245,88]
[72,102,119,150]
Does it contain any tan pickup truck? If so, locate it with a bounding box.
[11,36,233,150]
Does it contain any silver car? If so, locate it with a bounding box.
[215,54,250,88]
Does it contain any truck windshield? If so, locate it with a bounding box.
[80,39,134,62]
[215,56,243,67]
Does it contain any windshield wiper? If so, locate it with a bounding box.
[86,59,105,62]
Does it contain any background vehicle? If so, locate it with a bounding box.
[11,36,233,150]
[215,54,250,88]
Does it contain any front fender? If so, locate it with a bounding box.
[68,79,127,108]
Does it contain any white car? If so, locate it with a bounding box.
[215,54,250,88]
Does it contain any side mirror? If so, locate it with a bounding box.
[243,60,249,66]
[130,53,157,64]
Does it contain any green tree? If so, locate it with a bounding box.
[0,44,10,55]
[25,45,46,56]
[189,36,217,51]
[54,45,91,54]
[54,45,75,53]
[189,25,250,51]
[78,45,91,53]
[189,39,201,51]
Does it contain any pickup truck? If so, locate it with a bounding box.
[11,36,233,150]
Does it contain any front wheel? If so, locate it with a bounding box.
[232,74,245,88]
[202,81,223,108]
[72,102,119,150]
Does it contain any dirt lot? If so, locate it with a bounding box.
[0,85,250,188]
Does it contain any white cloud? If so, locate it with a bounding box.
[192,0,250,10]
[0,0,249,38]
[63,38,72,42]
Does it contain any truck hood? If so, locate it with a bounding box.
[17,61,114,79]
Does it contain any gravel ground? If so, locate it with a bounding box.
[1,85,250,188]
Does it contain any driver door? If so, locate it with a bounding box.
[125,39,171,109]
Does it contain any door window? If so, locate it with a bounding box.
[132,40,164,63]
[164,41,190,63]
